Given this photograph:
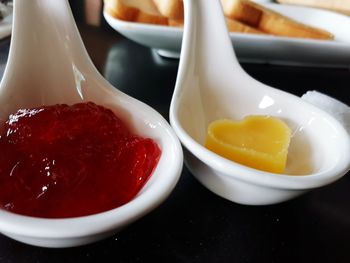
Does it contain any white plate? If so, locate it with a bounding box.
[104,3,350,67]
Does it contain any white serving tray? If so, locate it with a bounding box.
[104,3,350,67]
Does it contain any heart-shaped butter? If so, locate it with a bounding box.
[205,116,291,174]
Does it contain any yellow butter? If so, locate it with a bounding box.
[205,116,291,173]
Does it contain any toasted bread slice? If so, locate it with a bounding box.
[153,0,184,20]
[221,0,262,26]
[220,0,334,39]
[104,0,168,25]
[225,18,265,34]
[258,9,332,39]
[277,0,350,15]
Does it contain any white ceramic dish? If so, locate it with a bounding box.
[0,0,183,248]
[104,3,350,67]
[169,0,350,205]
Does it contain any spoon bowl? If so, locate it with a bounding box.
[0,0,183,247]
[170,0,350,205]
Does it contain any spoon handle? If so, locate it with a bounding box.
[173,0,248,104]
[0,0,97,106]
[181,0,243,75]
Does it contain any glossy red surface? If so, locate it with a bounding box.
[0,102,161,218]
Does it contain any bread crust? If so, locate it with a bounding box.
[104,0,168,25]
[221,0,262,26]
[221,0,334,39]
[153,0,184,20]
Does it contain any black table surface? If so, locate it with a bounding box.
[0,18,350,263]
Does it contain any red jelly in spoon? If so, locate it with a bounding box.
[0,102,161,218]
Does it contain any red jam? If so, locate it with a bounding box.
[0,102,161,218]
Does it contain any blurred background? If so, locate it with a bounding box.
[70,0,105,27]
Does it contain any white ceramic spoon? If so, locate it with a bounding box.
[0,0,183,247]
[170,0,350,205]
